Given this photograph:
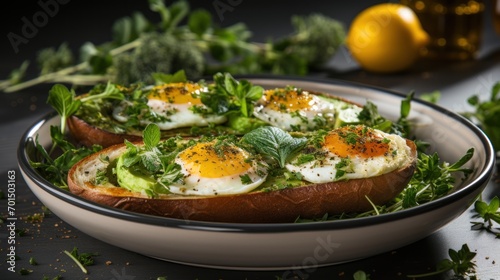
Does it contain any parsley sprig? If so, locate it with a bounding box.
[203,72,264,117]
[201,72,267,133]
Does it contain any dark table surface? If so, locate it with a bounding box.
[1,1,500,279]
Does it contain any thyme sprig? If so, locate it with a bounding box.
[407,244,477,279]
[471,196,500,238]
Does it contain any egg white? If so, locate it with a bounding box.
[168,143,268,196]
[253,90,361,131]
[286,129,412,184]
[253,92,330,131]
[145,99,226,130]
[112,89,226,130]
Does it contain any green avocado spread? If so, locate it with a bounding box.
[116,156,157,194]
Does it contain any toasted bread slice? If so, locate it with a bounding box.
[67,139,417,223]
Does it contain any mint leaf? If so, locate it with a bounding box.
[141,150,162,173]
[242,126,307,168]
[143,123,161,149]
[139,123,162,173]
[47,84,82,134]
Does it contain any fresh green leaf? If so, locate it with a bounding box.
[240,174,253,185]
[157,163,182,191]
[401,186,418,208]
[141,150,162,173]
[143,123,161,149]
[47,84,82,134]
[242,126,307,168]
[334,158,353,180]
[152,69,187,84]
[472,196,500,231]
[448,148,474,174]
[81,81,124,103]
[208,72,263,117]
[30,125,101,189]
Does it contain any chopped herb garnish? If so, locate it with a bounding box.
[296,154,316,165]
[15,228,27,237]
[335,157,352,180]
[240,174,253,185]
[19,268,33,275]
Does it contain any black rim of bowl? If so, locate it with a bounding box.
[17,75,496,233]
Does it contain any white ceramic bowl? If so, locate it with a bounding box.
[18,76,496,270]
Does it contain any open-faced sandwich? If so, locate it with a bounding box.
[67,124,417,223]
[66,72,364,148]
[33,71,473,223]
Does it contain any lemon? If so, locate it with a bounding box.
[346,3,429,73]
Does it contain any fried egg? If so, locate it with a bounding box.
[113,82,226,130]
[286,125,413,184]
[253,87,360,131]
[169,140,267,196]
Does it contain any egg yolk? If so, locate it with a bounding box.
[178,142,253,178]
[262,88,317,112]
[323,126,390,158]
[148,82,203,105]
